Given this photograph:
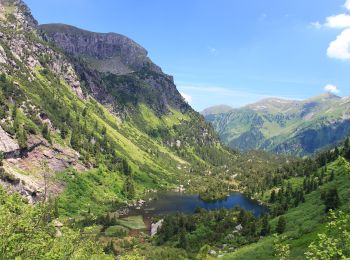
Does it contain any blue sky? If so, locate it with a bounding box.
[26,0,350,111]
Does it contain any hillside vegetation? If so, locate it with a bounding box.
[204,94,350,155]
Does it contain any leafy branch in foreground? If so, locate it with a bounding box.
[0,187,113,259]
[273,234,290,260]
[305,210,350,260]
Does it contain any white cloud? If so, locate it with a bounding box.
[310,21,322,29]
[324,84,340,94]
[180,91,192,103]
[325,14,350,28]
[345,0,350,10]
[327,28,350,60]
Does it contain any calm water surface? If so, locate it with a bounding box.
[128,191,268,217]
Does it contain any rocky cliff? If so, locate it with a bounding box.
[39,23,161,75]
[39,23,189,117]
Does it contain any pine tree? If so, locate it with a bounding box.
[334,147,339,157]
[260,214,271,236]
[276,216,286,234]
[270,190,276,203]
[54,198,59,218]
[42,123,51,144]
[324,188,340,212]
[122,159,131,176]
[17,125,28,149]
[123,176,135,199]
[343,138,350,160]
[179,228,188,249]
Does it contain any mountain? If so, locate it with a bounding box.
[0,0,283,209]
[201,105,233,117]
[204,93,350,155]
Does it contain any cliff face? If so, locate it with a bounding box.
[40,23,190,116]
[39,23,161,75]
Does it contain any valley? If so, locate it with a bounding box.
[0,0,349,259]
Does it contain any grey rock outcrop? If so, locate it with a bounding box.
[39,23,190,116]
[0,1,84,99]
[0,126,19,153]
[39,24,161,75]
[151,219,163,236]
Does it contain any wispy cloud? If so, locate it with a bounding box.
[178,84,295,100]
[324,84,341,94]
[310,21,322,29]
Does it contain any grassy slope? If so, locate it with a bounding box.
[223,157,350,259]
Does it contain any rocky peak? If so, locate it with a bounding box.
[0,0,38,30]
[39,23,162,75]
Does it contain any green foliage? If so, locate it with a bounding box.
[222,152,350,259]
[42,123,51,144]
[260,214,271,236]
[17,124,28,149]
[276,216,287,234]
[116,216,146,230]
[156,208,262,255]
[104,225,128,237]
[57,167,124,217]
[305,211,350,259]
[123,176,135,199]
[0,187,112,259]
[322,188,340,212]
[0,171,20,185]
[273,235,290,260]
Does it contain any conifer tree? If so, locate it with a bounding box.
[276,216,286,234]
[323,188,340,212]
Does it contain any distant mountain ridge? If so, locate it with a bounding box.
[203,93,350,155]
[201,105,233,116]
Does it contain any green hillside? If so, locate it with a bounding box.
[204,94,350,155]
[223,156,350,259]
